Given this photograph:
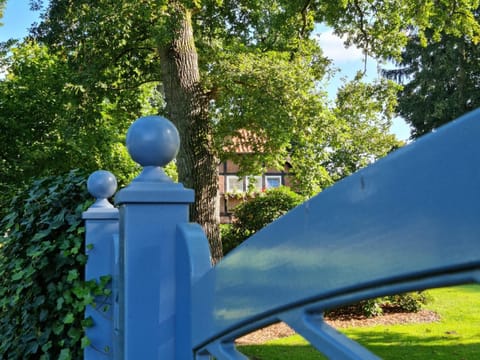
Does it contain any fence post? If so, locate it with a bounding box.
[83,170,119,359]
[114,115,195,359]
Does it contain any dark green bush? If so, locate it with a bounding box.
[222,186,305,254]
[0,170,104,359]
[325,299,384,318]
[325,292,430,318]
[384,292,431,313]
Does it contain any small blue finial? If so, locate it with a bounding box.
[87,170,118,208]
[126,115,180,182]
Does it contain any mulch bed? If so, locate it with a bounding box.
[236,310,440,345]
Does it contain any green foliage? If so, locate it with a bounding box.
[222,187,304,254]
[25,0,473,202]
[385,292,431,313]
[287,75,403,196]
[318,0,480,60]
[0,39,151,192]
[325,299,383,318]
[327,76,403,179]
[326,292,430,318]
[0,0,6,25]
[384,10,480,138]
[0,170,102,359]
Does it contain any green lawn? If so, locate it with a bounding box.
[239,285,480,359]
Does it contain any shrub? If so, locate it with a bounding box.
[325,299,384,318]
[325,292,430,318]
[222,186,304,254]
[0,170,103,359]
[384,292,431,313]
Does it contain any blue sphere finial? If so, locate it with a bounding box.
[126,116,180,168]
[87,170,118,208]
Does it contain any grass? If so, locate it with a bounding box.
[239,285,480,359]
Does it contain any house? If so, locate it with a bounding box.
[218,129,292,223]
[218,160,292,223]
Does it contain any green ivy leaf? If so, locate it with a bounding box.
[56,297,65,310]
[80,336,91,349]
[11,271,24,281]
[39,309,49,322]
[58,348,71,360]
[67,269,79,282]
[63,313,75,324]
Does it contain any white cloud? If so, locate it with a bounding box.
[316,30,365,63]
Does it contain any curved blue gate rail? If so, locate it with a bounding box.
[84,109,480,359]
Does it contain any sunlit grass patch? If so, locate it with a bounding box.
[239,285,480,359]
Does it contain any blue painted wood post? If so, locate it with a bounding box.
[83,170,119,359]
[114,115,195,359]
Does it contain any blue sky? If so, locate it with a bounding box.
[1,0,39,40]
[2,0,411,140]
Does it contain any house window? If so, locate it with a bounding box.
[265,175,282,189]
[226,175,244,192]
[246,176,262,192]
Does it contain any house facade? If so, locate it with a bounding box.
[218,160,291,223]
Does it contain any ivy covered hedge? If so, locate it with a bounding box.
[0,170,104,359]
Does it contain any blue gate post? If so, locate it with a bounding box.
[114,116,195,359]
[83,170,119,359]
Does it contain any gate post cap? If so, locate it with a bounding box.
[126,115,180,168]
[87,170,117,208]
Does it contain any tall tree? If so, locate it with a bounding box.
[24,0,480,262]
[384,10,480,138]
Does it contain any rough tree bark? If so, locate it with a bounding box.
[159,3,223,263]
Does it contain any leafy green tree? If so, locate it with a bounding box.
[329,75,403,177]
[19,0,480,262]
[384,10,480,138]
[0,40,160,194]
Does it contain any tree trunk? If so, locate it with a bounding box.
[158,4,223,263]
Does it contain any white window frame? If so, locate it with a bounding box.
[265,175,282,189]
[226,175,245,193]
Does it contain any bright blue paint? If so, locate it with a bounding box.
[84,110,480,359]
[176,224,212,359]
[124,116,180,183]
[191,109,480,353]
[280,311,380,360]
[87,170,118,209]
[114,116,194,359]
[83,171,119,359]
[126,115,179,167]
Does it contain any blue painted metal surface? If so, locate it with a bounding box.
[84,110,480,360]
[114,116,194,359]
[188,109,480,357]
[176,224,212,359]
[83,170,119,359]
